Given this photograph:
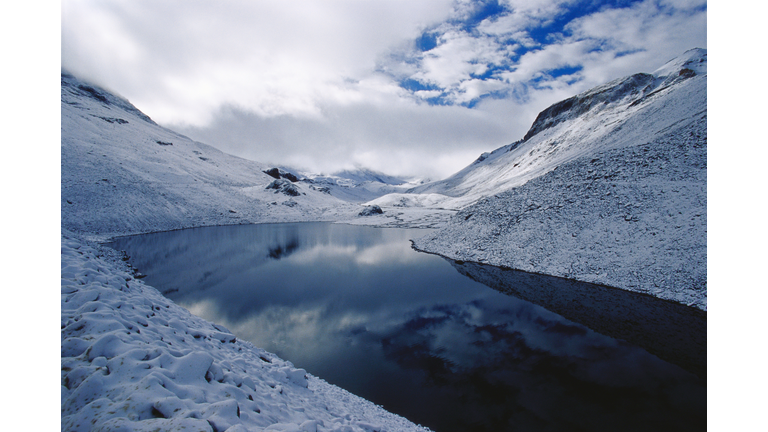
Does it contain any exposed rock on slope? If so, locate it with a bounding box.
[412,49,707,310]
[358,205,384,216]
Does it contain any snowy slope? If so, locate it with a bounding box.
[399,48,707,210]
[61,72,361,241]
[61,232,431,432]
[412,49,707,309]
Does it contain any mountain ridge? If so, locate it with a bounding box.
[409,48,707,309]
[401,48,706,210]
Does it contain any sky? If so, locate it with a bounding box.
[61,0,706,180]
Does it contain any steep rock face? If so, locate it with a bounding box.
[413,49,707,309]
[523,73,656,141]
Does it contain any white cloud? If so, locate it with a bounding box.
[499,40,592,84]
[172,91,516,179]
[481,0,577,34]
[659,0,707,9]
[62,0,706,179]
[564,0,707,80]
[454,78,508,103]
[414,90,444,99]
[62,0,455,125]
[412,31,510,89]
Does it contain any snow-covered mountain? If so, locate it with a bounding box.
[377,48,707,210]
[410,48,707,309]
[61,72,374,240]
[296,168,428,203]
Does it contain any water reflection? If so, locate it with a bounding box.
[447,260,707,380]
[108,223,705,432]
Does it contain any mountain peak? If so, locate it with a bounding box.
[653,48,707,78]
[522,48,707,142]
[61,72,157,125]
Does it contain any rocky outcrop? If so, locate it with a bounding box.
[264,168,300,182]
[266,179,300,196]
[358,205,384,216]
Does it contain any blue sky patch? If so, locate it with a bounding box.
[399,78,441,93]
[416,32,439,52]
[460,0,506,32]
[547,65,583,79]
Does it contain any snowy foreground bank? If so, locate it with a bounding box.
[61,231,431,432]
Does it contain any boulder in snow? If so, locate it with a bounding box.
[264,168,300,182]
[358,205,383,216]
[266,179,300,196]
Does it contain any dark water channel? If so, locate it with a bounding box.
[108,223,706,432]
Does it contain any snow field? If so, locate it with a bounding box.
[61,233,432,432]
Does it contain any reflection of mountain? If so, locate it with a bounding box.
[109,224,308,297]
[448,259,706,380]
[107,223,394,301]
[378,301,705,432]
[267,238,300,260]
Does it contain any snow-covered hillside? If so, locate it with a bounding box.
[61,72,367,241]
[411,49,707,309]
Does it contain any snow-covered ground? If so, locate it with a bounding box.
[409,49,707,310]
[302,169,430,204]
[61,231,431,432]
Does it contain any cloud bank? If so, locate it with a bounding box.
[62,0,706,179]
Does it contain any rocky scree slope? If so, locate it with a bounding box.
[413,49,707,310]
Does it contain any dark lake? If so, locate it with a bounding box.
[107,222,706,432]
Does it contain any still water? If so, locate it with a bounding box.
[108,222,705,432]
